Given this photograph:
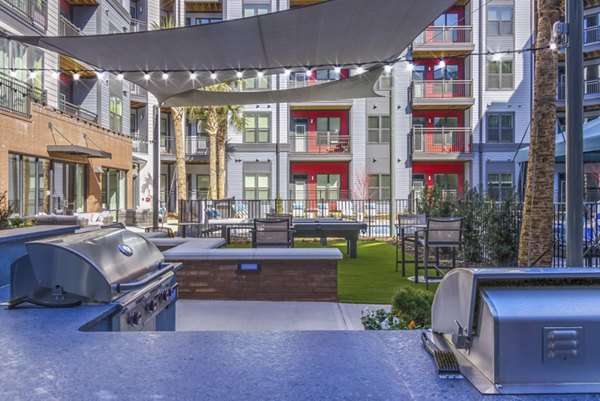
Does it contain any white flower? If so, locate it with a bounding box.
[370,311,376,318]
[381,321,391,330]
[393,317,400,325]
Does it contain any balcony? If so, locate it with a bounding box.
[410,80,474,110]
[412,26,474,58]
[0,72,46,117]
[0,0,47,30]
[130,18,147,32]
[161,135,209,159]
[289,132,351,158]
[584,26,600,55]
[557,79,600,109]
[132,132,149,154]
[58,99,98,123]
[59,15,82,36]
[410,127,473,161]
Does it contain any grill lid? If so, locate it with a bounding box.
[25,228,165,303]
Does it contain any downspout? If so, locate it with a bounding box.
[275,0,281,199]
[478,0,483,190]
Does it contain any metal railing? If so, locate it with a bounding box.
[0,72,46,117]
[0,0,47,30]
[58,15,81,36]
[557,79,600,100]
[413,25,473,46]
[411,127,472,154]
[289,132,351,154]
[131,132,149,153]
[288,77,342,89]
[584,26,600,45]
[130,18,147,32]
[412,80,473,99]
[58,99,98,123]
[161,135,209,155]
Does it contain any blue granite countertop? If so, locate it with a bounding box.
[1,306,599,401]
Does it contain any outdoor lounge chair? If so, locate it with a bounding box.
[395,213,427,275]
[251,218,295,248]
[292,203,305,218]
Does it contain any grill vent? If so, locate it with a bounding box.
[543,327,583,364]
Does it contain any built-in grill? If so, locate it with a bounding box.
[9,228,181,332]
[425,268,600,394]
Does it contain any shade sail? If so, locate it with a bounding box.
[10,0,456,105]
[516,118,600,163]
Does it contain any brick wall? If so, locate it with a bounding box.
[174,259,337,302]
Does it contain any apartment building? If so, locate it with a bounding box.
[0,0,135,217]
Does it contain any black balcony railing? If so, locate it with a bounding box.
[0,0,47,30]
[58,99,98,123]
[0,72,46,117]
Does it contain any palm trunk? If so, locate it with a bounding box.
[207,107,219,199]
[172,107,187,211]
[518,0,561,267]
[217,120,227,199]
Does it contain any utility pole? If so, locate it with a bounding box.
[565,0,584,266]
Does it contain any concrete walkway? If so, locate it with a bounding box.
[176,300,391,331]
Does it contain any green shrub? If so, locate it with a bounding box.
[391,286,434,328]
[274,197,284,214]
[482,196,519,265]
[0,191,13,230]
[10,217,24,228]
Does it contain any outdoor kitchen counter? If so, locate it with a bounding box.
[0,306,597,401]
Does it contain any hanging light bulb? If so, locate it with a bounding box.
[143,72,151,80]
[117,73,124,81]
[236,70,244,78]
[333,66,341,74]
[9,70,17,78]
[549,42,558,51]
[189,71,197,80]
[406,63,414,72]
[29,70,36,80]
[95,70,104,79]
[162,72,169,80]
[305,68,313,77]
[492,53,503,62]
[210,71,217,80]
[384,65,393,73]
[257,70,264,78]
[356,66,365,74]
[73,72,80,80]
[438,59,446,68]
[283,68,291,77]
[51,71,60,79]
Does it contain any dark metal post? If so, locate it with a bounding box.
[566,0,584,266]
[152,106,161,227]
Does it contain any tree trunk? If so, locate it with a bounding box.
[207,107,219,199]
[518,0,561,267]
[172,107,187,212]
[217,120,227,199]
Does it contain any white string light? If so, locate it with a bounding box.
[9,70,16,77]
[143,72,151,80]
[236,70,244,78]
[406,63,414,72]
[438,60,446,68]
[51,71,59,79]
[189,71,197,80]
[73,72,80,80]
[356,66,365,74]
[162,72,169,80]
[28,70,36,80]
[117,73,124,80]
[283,68,291,76]
[305,68,313,77]
[492,53,503,62]
[384,65,393,73]
[549,42,558,51]
[333,66,341,74]
[210,71,217,80]
[95,71,104,79]
[257,70,264,78]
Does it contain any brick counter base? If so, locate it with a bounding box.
[173,259,337,301]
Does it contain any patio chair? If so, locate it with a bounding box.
[415,217,464,289]
[232,203,249,219]
[395,214,427,275]
[251,218,295,248]
[317,202,329,217]
[144,226,175,238]
[292,203,305,218]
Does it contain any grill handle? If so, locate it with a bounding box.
[111,263,178,293]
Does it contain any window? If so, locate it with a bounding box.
[487,113,514,143]
[368,116,391,143]
[316,117,341,145]
[244,113,270,143]
[376,72,392,90]
[196,175,209,200]
[244,173,270,200]
[487,6,513,36]
[243,3,269,17]
[433,64,458,80]
[487,173,513,201]
[243,76,270,90]
[8,154,55,216]
[102,168,127,211]
[368,174,391,200]
[434,174,459,196]
[487,59,513,90]
[195,17,222,25]
[109,95,122,133]
[316,69,340,81]
[316,174,340,200]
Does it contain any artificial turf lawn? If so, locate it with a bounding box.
[227,240,437,304]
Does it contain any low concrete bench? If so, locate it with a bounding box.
[163,248,342,302]
[152,237,225,252]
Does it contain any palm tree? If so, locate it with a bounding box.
[518,0,562,267]
[151,16,187,208]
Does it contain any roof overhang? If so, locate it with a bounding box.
[47,145,112,159]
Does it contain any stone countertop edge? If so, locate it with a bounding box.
[0,225,79,243]
[150,237,226,248]
[163,247,344,261]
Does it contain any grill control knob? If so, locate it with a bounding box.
[146,298,158,312]
[128,311,143,326]
[160,289,173,302]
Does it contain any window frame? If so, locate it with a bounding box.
[486,112,514,143]
[368,174,391,200]
[487,6,514,37]
[244,173,270,200]
[244,112,271,143]
[367,115,391,144]
[487,173,514,201]
[487,59,514,90]
[243,3,270,17]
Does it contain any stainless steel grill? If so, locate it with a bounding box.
[426,268,600,394]
[10,228,181,331]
